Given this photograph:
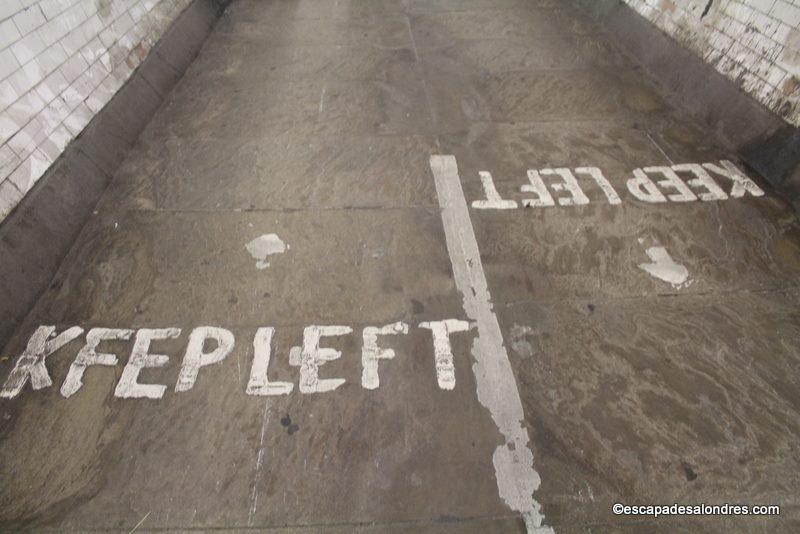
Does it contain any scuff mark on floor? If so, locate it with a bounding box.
[510,324,534,359]
[248,402,271,526]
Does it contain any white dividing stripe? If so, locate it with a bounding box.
[429,155,552,533]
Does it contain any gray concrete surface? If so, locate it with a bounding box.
[1,0,800,532]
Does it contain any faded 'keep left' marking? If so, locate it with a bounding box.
[471,160,763,209]
[0,320,471,400]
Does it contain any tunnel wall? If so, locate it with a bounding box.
[0,0,226,353]
[622,0,800,127]
[575,0,800,204]
[0,0,199,223]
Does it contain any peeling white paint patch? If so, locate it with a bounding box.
[638,246,692,289]
[510,325,534,360]
[430,155,552,533]
[246,234,288,269]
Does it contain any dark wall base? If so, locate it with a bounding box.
[0,0,228,351]
[571,0,800,202]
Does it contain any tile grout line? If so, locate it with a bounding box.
[645,130,675,165]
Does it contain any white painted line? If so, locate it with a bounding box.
[645,130,674,165]
[429,155,552,533]
[129,510,150,534]
[318,85,327,117]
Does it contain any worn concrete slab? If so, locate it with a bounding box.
[1,0,800,532]
[19,209,458,328]
[100,132,438,210]
[419,34,626,74]
[231,0,410,19]
[405,0,560,13]
[442,127,800,302]
[215,11,411,48]
[0,322,509,529]
[0,206,510,529]
[425,67,669,133]
[192,41,418,82]
[497,290,800,531]
[409,8,598,50]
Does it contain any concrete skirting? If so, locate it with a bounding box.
[571,0,800,203]
[0,0,229,351]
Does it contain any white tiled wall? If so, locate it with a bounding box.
[624,0,800,127]
[0,0,192,222]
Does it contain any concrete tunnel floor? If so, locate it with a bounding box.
[1,0,800,531]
